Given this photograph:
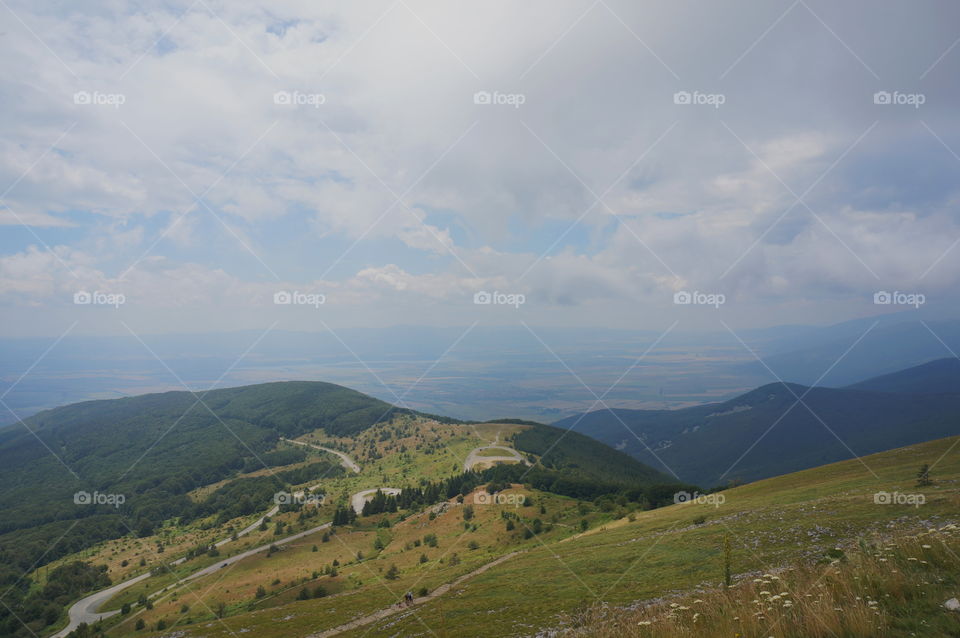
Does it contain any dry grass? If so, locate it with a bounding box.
[558,524,960,638]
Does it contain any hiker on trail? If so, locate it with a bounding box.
[404,591,414,606]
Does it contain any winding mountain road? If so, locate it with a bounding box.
[51,503,281,638]
[351,488,401,514]
[51,432,519,637]
[463,432,529,471]
[281,438,361,473]
[54,437,363,637]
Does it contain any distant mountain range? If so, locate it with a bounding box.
[848,357,960,394]
[747,318,960,387]
[555,358,960,487]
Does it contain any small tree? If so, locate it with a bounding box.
[917,463,933,487]
[255,585,266,599]
[135,618,145,630]
[385,564,399,580]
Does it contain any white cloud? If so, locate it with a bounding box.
[1,0,960,333]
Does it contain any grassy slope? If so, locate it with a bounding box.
[22,405,676,638]
[343,434,960,637]
[75,415,675,638]
[85,433,960,638]
[103,485,619,638]
[86,417,638,637]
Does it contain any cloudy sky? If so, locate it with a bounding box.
[2,0,960,337]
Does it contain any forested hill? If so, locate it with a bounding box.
[0,382,393,590]
[513,423,673,484]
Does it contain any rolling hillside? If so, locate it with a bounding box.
[0,382,674,638]
[340,434,960,637]
[106,433,960,638]
[556,360,960,486]
[0,382,405,634]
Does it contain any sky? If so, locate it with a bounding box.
[2,0,960,337]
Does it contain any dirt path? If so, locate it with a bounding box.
[307,550,525,637]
